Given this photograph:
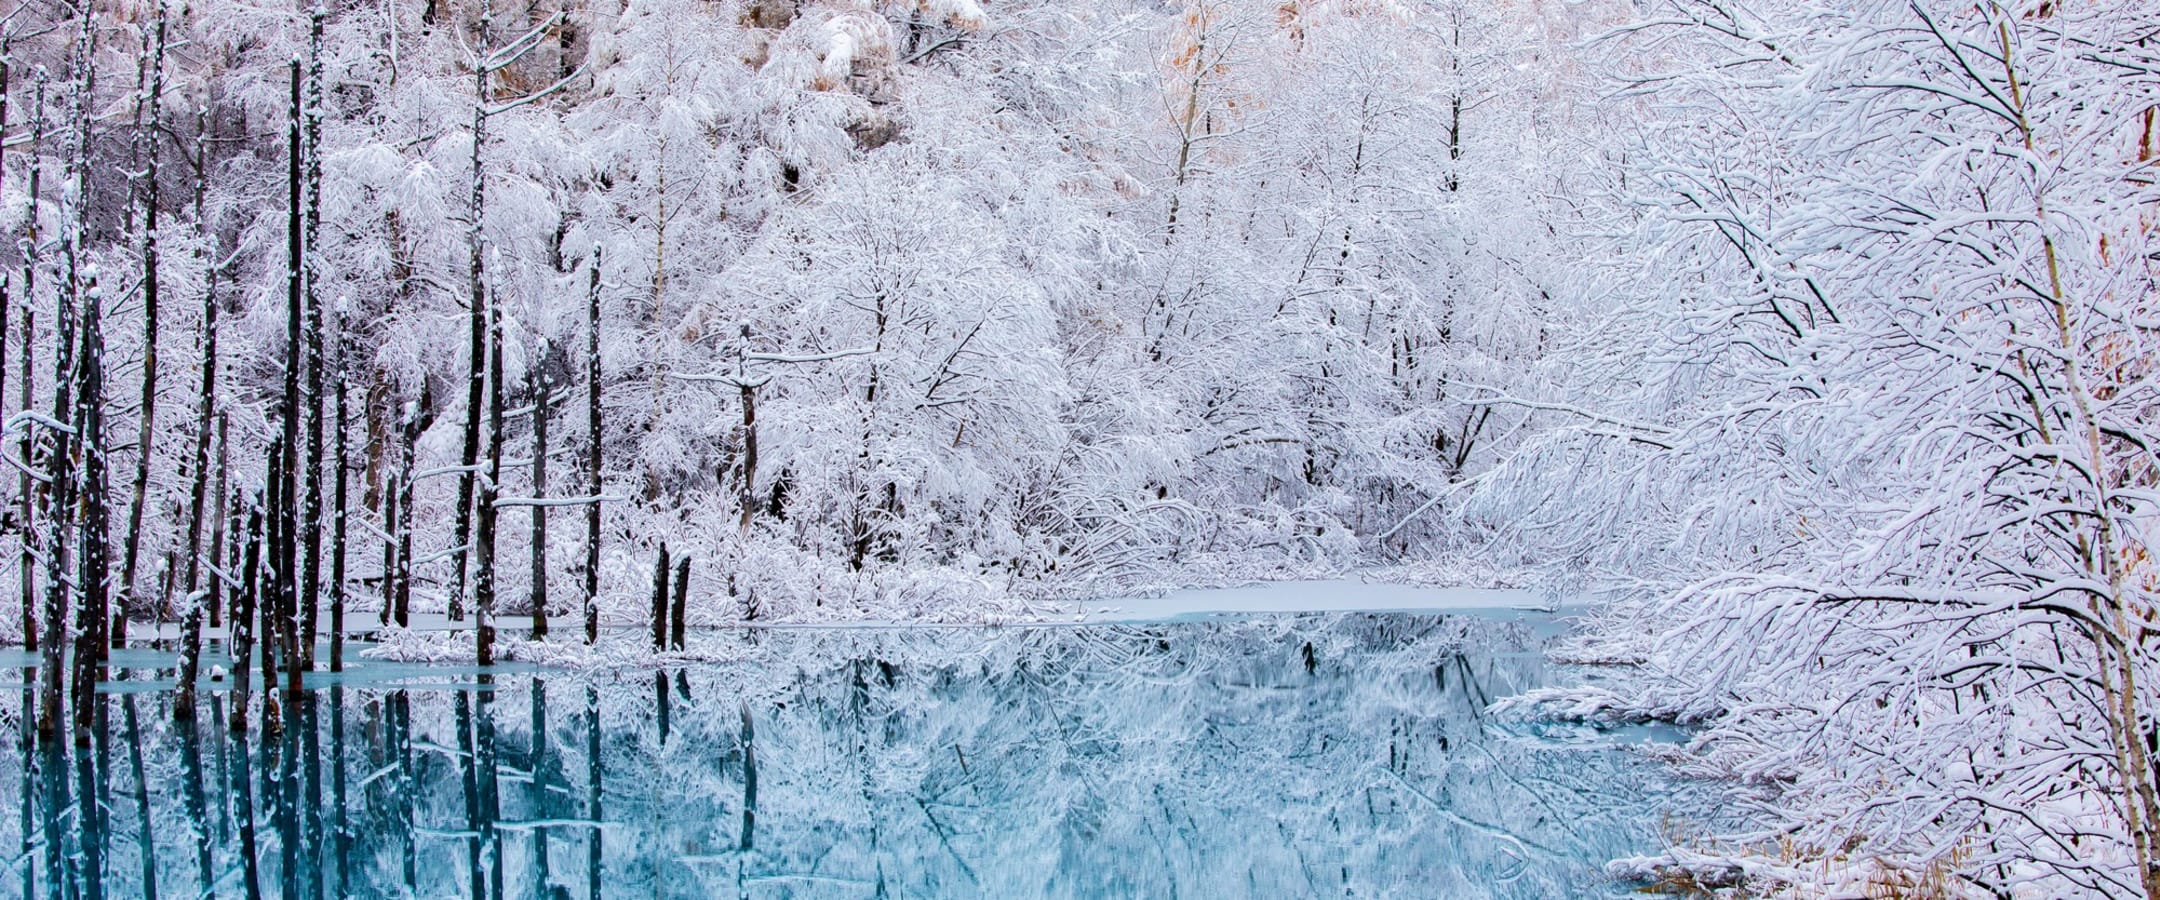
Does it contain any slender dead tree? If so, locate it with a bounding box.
[529,347,549,639]
[584,247,602,644]
[669,555,688,650]
[68,272,108,748]
[16,76,43,665]
[210,413,228,629]
[175,99,217,719]
[278,59,304,701]
[299,4,327,672]
[650,542,668,652]
[41,15,94,739]
[330,303,349,670]
[456,2,582,626]
[476,278,502,666]
[120,4,170,634]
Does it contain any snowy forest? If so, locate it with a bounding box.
[0,0,2156,896]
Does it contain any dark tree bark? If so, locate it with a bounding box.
[121,8,171,632]
[331,307,349,670]
[670,555,688,650]
[475,293,503,666]
[529,358,549,639]
[299,4,328,673]
[211,414,229,629]
[176,99,218,720]
[453,5,498,625]
[584,248,603,644]
[69,269,111,748]
[16,78,42,666]
[651,542,669,652]
[230,495,264,734]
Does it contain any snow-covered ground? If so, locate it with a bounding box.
[1068,579,1558,622]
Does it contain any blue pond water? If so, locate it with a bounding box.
[0,612,1698,898]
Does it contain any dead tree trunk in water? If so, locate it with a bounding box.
[584,248,603,644]
[70,272,111,748]
[17,78,43,669]
[330,306,349,670]
[298,5,328,673]
[452,5,495,626]
[275,60,305,703]
[670,556,688,650]
[230,496,264,734]
[176,99,218,720]
[121,7,171,636]
[529,355,549,639]
[458,2,578,630]
[650,543,668,652]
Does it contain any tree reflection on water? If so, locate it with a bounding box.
[0,613,1697,899]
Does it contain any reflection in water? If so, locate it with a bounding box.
[0,613,1694,898]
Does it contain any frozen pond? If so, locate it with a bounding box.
[0,612,1700,898]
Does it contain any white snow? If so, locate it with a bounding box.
[1071,579,1555,623]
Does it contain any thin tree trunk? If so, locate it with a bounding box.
[70,270,110,748]
[299,5,328,673]
[17,79,42,665]
[230,495,263,735]
[453,2,498,625]
[262,433,285,736]
[670,555,687,650]
[211,414,228,629]
[530,360,548,639]
[584,248,602,644]
[121,7,170,633]
[650,543,668,652]
[176,99,217,720]
[278,61,304,703]
[331,307,349,670]
[475,288,503,666]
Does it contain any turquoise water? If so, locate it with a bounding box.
[0,613,1696,898]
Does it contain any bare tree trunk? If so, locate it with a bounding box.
[529,359,548,639]
[275,60,305,705]
[475,285,503,666]
[211,414,228,629]
[70,271,110,748]
[393,389,423,628]
[298,4,328,673]
[453,2,498,625]
[176,99,218,720]
[650,543,668,652]
[230,496,263,735]
[331,308,349,670]
[737,325,757,535]
[584,248,602,644]
[121,7,170,634]
[16,78,42,664]
[260,433,284,736]
[669,555,687,650]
